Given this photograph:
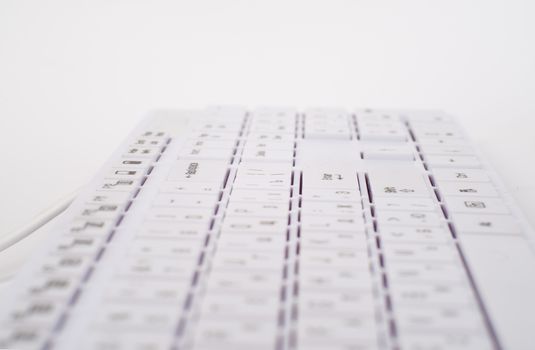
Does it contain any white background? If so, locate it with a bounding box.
[1,0,535,238]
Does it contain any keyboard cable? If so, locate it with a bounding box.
[0,191,77,253]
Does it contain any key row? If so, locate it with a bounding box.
[369,166,494,350]
[191,161,293,350]
[0,131,169,350]
[297,164,380,350]
[80,153,234,349]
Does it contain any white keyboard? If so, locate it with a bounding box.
[1,107,535,350]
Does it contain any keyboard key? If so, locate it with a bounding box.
[221,216,288,234]
[226,201,289,218]
[167,159,229,184]
[426,155,481,168]
[432,168,490,182]
[380,226,452,244]
[377,210,443,228]
[368,168,431,198]
[451,213,523,235]
[444,196,510,214]
[301,201,363,216]
[437,181,499,197]
[233,163,292,190]
[302,165,358,190]
[228,188,290,203]
[374,197,437,211]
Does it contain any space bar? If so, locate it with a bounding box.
[459,234,535,350]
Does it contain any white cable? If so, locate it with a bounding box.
[0,191,78,253]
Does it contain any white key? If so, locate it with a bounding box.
[300,249,370,269]
[66,219,116,236]
[82,332,173,350]
[391,282,474,305]
[374,197,437,212]
[229,188,290,203]
[410,123,464,140]
[382,242,459,263]
[115,258,196,280]
[225,201,289,218]
[302,165,357,190]
[140,130,167,138]
[97,178,140,193]
[116,158,153,170]
[103,279,189,303]
[7,298,64,326]
[299,290,375,316]
[0,325,49,350]
[248,132,294,142]
[182,138,237,150]
[301,214,365,232]
[359,122,407,142]
[301,189,361,202]
[437,182,499,197]
[241,147,293,163]
[38,254,93,276]
[79,204,123,220]
[420,145,474,156]
[221,216,288,234]
[136,222,208,240]
[300,268,373,290]
[127,238,203,259]
[306,107,348,119]
[387,261,468,284]
[91,304,179,332]
[245,140,294,151]
[444,196,510,214]
[418,137,468,147]
[191,120,242,135]
[432,168,490,182]
[167,159,229,185]
[362,144,415,161]
[451,213,523,235]
[377,210,443,228]
[250,123,295,135]
[380,226,453,244]
[395,304,486,332]
[86,191,133,206]
[193,319,277,350]
[146,207,213,225]
[178,146,234,161]
[206,270,282,293]
[298,316,377,345]
[190,131,238,141]
[210,251,284,271]
[406,113,452,123]
[123,145,161,159]
[399,331,493,350]
[368,168,431,198]
[153,193,219,208]
[55,236,105,255]
[357,110,401,123]
[301,201,363,216]
[233,163,292,190]
[200,293,280,319]
[306,127,351,140]
[216,233,286,251]
[426,155,481,168]
[300,231,368,250]
[159,181,221,195]
[105,168,147,180]
[25,275,79,299]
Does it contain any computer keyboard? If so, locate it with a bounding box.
[1,107,535,350]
